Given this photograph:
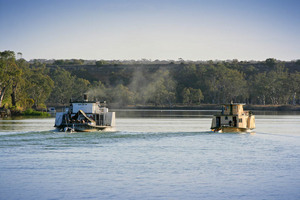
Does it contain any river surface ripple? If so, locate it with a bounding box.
[0,110,299,200]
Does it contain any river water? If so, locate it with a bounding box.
[0,110,299,200]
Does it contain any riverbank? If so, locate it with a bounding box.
[0,108,50,118]
[12,104,300,117]
[110,104,300,111]
[244,104,300,111]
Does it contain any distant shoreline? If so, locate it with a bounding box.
[48,103,300,112]
[109,104,300,111]
[1,104,300,119]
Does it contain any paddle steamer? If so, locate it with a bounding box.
[211,103,255,132]
[55,95,115,132]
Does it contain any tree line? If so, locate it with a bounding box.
[1,51,53,111]
[1,50,300,111]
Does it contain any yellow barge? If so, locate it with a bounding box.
[211,103,255,133]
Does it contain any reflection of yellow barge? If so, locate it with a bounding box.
[211,103,255,133]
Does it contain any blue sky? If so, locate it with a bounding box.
[0,0,299,61]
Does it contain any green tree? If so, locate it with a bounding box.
[53,59,65,65]
[112,84,134,106]
[10,58,31,107]
[0,51,28,108]
[27,69,54,108]
[148,70,176,106]
[265,58,277,68]
[218,67,247,103]
[1,51,55,110]
[290,72,300,104]
[72,78,90,100]
[266,64,289,104]
[96,60,108,66]
[182,87,204,104]
[88,81,108,101]
[190,88,204,104]
[251,64,291,105]
[202,64,247,103]
[0,51,16,107]
[47,67,75,104]
[182,88,191,104]
[202,64,219,103]
[250,72,268,105]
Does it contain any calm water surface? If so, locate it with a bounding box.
[0,110,299,200]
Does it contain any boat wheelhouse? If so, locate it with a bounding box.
[54,95,115,132]
[211,103,255,133]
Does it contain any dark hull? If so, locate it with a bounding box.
[56,123,112,132]
[211,127,251,133]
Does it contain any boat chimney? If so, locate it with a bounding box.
[84,94,88,102]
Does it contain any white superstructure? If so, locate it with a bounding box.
[55,95,115,132]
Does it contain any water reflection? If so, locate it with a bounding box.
[0,118,55,132]
[1,109,300,134]
[112,109,300,118]
[112,109,216,118]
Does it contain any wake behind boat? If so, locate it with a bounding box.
[54,95,115,132]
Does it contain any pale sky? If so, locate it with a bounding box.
[0,0,299,61]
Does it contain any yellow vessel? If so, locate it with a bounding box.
[211,103,255,133]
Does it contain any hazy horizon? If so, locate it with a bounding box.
[1,0,299,61]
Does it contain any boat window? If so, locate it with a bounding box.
[225,116,228,120]
[239,118,242,123]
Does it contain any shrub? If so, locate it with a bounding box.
[23,109,50,117]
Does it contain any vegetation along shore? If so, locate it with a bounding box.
[1,50,300,117]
